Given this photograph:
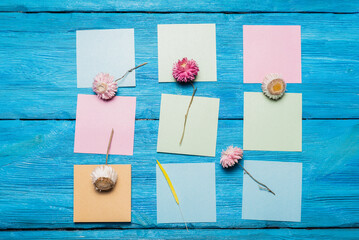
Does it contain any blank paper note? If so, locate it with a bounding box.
[74,94,136,155]
[242,160,302,222]
[158,24,217,82]
[157,94,220,157]
[77,29,135,88]
[243,92,302,151]
[243,25,301,83]
[74,164,131,222]
[157,163,216,223]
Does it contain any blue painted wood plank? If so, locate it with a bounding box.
[0,13,358,119]
[0,0,358,13]
[1,229,359,239]
[0,120,358,229]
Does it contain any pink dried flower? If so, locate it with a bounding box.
[92,73,118,100]
[174,58,199,145]
[220,146,244,168]
[172,58,199,83]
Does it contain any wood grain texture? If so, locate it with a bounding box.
[0,0,358,13]
[1,2,358,238]
[0,13,358,119]
[1,229,359,239]
[0,120,358,229]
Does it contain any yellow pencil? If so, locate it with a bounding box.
[156,160,188,231]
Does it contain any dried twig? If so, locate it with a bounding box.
[105,129,114,165]
[115,62,148,82]
[179,82,197,145]
[238,162,275,195]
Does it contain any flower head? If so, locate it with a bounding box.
[92,73,118,100]
[91,165,118,192]
[220,146,243,168]
[172,58,199,83]
[262,73,286,100]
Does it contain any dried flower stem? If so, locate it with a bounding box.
[178,204,189,232]
[105,128,114,165]
[115,62,148,82]
[238,162,275,195]
[180,82,197,145]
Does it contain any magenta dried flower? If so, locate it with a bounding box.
[172,58,199,145]
[92,73,118,100]
[220,145,275,195]
[220,146,243,168]
[172,58,199,83]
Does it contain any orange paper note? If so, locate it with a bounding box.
[73,164,131,222]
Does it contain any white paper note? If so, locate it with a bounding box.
[158,24,217,82]
[76,29,135,88]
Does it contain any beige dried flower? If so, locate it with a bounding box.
[91,165,118,192]
[262,73,286,100]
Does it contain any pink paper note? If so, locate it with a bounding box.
[74,94,136,155]
[243,25,301,83]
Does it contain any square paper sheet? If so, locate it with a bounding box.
[158,24,217,82]
[77,29,136,88]
[73,164,131,222]
[157,163,216,223]
[157,94,220,157]
[74,94,136,155]
[242,160,302,222]
[243,25,301,83]
[243,92,302,151]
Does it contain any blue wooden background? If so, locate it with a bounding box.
[0,1,359,239]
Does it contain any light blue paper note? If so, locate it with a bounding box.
[156,163,216,223]
[242,160,302,222]
[76,29,135,88]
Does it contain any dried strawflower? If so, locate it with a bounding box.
[92,73,118,100]
[172,58,199,83]
[92,63,147,100]
[220,146,275,195]
[91,165,118,192]
[220,146,243,168]
[172,58,199,145]
[262,73,286,100]
[91,129,118,192]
